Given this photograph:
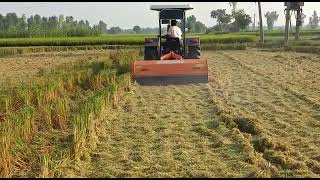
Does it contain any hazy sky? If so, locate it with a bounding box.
[0,2,319,29]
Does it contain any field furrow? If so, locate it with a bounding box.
[204,51,320,177]
[86,83,262,178]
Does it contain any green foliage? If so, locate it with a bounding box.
[308,11,320,29]
[186,15,207,34]
[228,2,238,15]
[132,25,141,34]
[0,13,107,38]
[210,7,252,32]
[210,9,232,31]
[194,21,207,33]
[232,9,252,31]
[0,34,256,47]
[0,45,141,58]
[108,27,122,34]
[265,11,279,30]
[186,15,197,33]
[200,34,256,43]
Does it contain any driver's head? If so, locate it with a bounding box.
[171,20,177,26]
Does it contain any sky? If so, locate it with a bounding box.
[0,2,319,29]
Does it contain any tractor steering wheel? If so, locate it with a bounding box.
[158,34,169,39]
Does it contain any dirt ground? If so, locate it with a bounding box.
[1,50,319,177]
[83,50,319,178]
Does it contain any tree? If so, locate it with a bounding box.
[232,9,252,31]
[58,15,64,27]
[265,11,279,30]
[48,16,58,29]
[85,20,90,27]
[309,11,319,29]
[6,13,18,27]
[108,26,122,34]
[0,12,108,38]
[133,25,141,34]
[300,13,306,27]
[27,15,39,37]
[210,9,232,31]
[228,2,238,16]
[41,16,48,35]
[66,16,74,24]
[98,20,107,33]
[17,14,27,34]
[79,20,85,26]
[186,15,196,33]
[194,21,207,33]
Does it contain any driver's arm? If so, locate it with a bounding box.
[158,34,169,38]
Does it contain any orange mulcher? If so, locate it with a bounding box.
[130,4,208,85]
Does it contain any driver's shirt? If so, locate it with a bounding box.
[168,26,182,40]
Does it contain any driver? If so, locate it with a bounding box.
[167,20,182,40]
[159,20,183,53]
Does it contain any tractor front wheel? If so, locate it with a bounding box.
[144,46,159,60]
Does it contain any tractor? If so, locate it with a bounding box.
[131,4,208,85]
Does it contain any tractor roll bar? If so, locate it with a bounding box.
[158,9,187,57]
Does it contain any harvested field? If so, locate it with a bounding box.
[1,50,319,177]
[0,50,111,85]
[80,50,319,178]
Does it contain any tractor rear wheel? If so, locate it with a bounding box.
[187,46,201,59]
[144,46,159,60]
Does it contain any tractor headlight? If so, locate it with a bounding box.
[145,38,153,43]
[191,38,199,43]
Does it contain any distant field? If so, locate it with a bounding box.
[216,29,320,36]
[0,30,319,55]
[0,34,256,47]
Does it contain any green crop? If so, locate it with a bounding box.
[0,34,256,47]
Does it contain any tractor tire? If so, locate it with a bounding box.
[144,46,159,60]
[187,46,201,59]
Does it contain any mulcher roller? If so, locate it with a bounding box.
[131,51,208,85]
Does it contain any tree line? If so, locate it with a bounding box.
[263,10,319,31]
[208,2,320,33]
[1,7,319,38]
[208,2,252,33]
[0,13,108,38]
[0,12,207,37]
